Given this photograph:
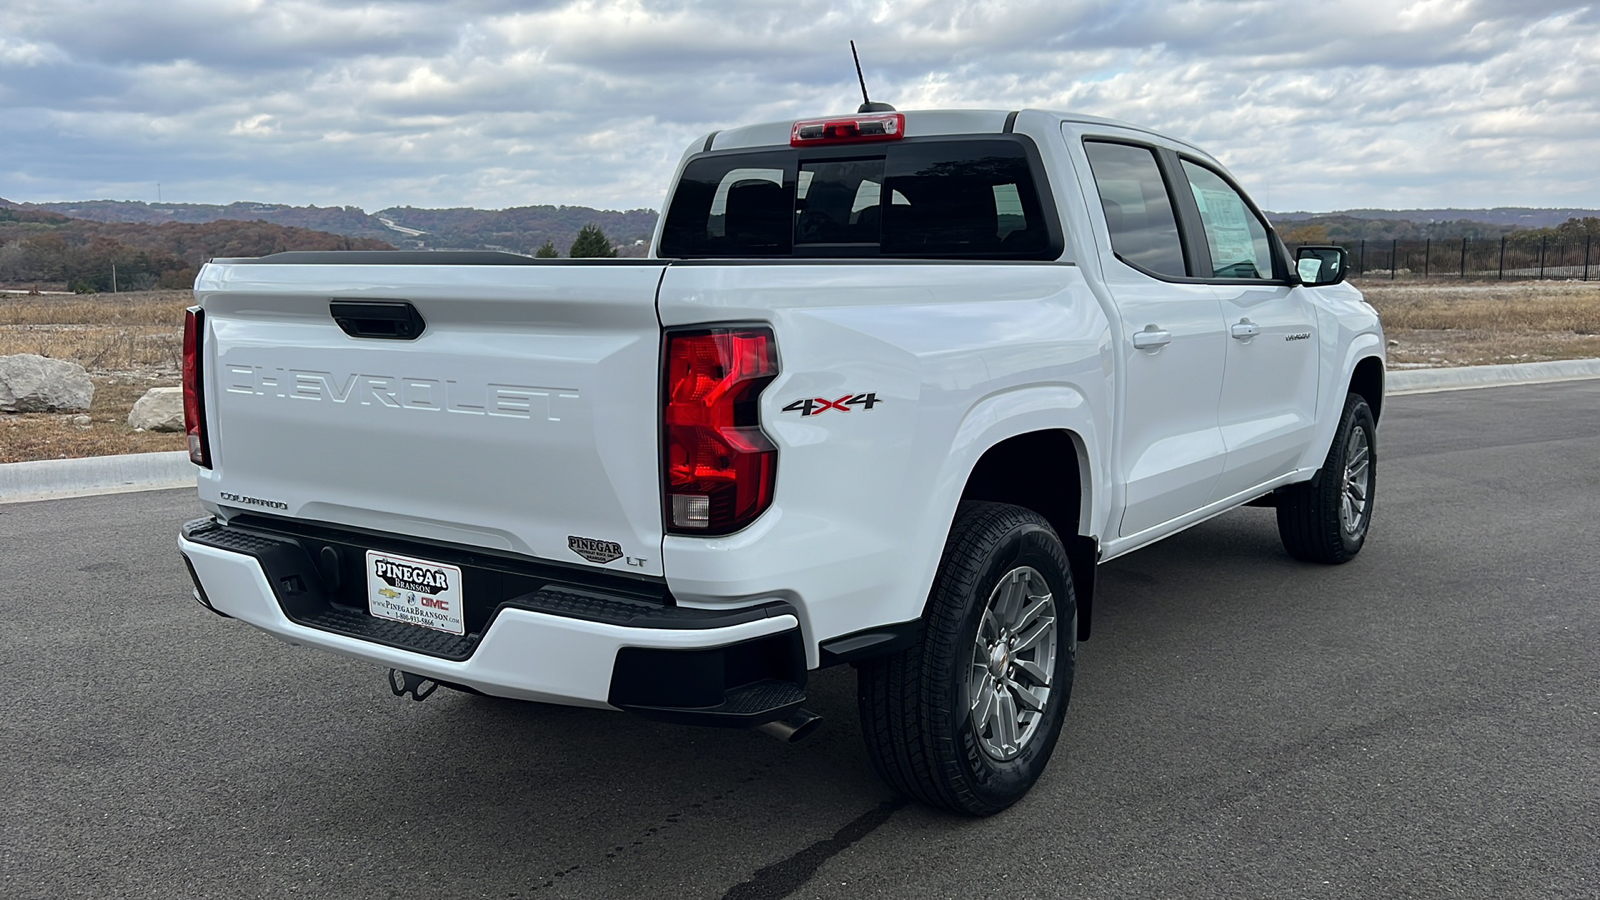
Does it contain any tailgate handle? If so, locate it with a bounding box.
[330,300,426,340]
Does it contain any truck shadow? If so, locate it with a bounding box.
[243,655,887,894]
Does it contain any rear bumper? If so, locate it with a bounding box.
[178,517,804,719]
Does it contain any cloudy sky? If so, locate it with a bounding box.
[2,0,1597,214]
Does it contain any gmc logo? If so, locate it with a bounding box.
[421,597,450,610]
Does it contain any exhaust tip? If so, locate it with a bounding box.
[756,709,823,744]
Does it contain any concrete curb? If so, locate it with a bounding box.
[0,451,193,504]
[3,358,1597,503]
[1387,357,1600,395]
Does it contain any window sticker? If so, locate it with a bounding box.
[1193,186,1256,269]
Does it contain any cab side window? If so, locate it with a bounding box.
[1083,140,1188,279]
[1180,161,1275,280]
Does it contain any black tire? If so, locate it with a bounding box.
[1277,393,1377,564]
[857,501,1076,816]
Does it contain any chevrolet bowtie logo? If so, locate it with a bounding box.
[379,587,400,599]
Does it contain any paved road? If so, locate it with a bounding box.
[3,381,1598,899]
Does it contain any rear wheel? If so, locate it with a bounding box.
[857,501,1076,816]
[1277,392,1377,564]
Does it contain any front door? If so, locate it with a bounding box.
[1174,159,1321,502]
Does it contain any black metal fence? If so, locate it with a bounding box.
[1293,236,1595,281]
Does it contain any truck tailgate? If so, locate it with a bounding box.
[195,260,668,577]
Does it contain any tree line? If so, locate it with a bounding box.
[0,206,392,292]
[1280,215,1600,247]
[373,204,655,256]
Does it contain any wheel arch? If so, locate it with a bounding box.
[956,427,1098,642]
[821,386,1108,667]
[1350,354,1385,422]
[1299,335,1385,474]
[960,429,1085,553]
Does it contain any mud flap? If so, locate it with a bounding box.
[1064,535,1098,642]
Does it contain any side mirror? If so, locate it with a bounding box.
[1295,245,1348,287]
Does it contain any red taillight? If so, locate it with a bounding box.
[790,113,905,146]
[663,327,778,535]
[182,306,210,468]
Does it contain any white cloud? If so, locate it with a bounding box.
[0,0,1596,213]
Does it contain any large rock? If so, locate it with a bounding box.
[128,386,185,432]
[0,354,94,413]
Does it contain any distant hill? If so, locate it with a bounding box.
[0,197,393,292]
[27,199,397,243]
[375,205,659,257]
[11,196,1596,260]
[18,198,661,257]
[0,203,72,225]
[1269,208,1600,228]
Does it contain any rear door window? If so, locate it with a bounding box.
[1082,141,1188,279]
[659,138,1060,259]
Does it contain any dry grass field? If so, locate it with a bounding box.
[1358,279,1600,366]
[1,290,189,463]
[0,289,187,370]
[1,375,187,463]
[3,282,1599,463]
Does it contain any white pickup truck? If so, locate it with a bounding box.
[178,107,1383,815]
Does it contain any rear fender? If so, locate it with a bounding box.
[918,385,1104,627]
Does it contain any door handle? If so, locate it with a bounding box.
[330,300,426,340]
[1132,327,1172,350]
[1230,321,1261,340]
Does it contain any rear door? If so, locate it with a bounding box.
[1075,135,1229,538]
[197,258,669,576]
[1171,159,1321,502]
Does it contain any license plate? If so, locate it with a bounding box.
[365,550,465,635]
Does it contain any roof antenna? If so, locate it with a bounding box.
[851,41,896,113]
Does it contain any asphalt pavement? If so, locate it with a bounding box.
[3,381,1597,899]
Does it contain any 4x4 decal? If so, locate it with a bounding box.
[782,393,883,416]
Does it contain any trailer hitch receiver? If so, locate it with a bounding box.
[388,669,438,702]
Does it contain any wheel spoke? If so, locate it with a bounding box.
[1006,677,1046,711]
[1013,616,1055,654]
[1348,460,1369,485]
[970,669,994,708]
[1013,658,1050,686]
[997,573,1025,624]
[995,690,1020,750]
[1347,444,1368,468]
[980,608,1001,645]
[1015,594,1053,634]
[984,686,1006,739]
[972,672,997,721]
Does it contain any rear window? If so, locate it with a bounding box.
[660,138,1061,260]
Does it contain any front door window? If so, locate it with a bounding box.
[1180,161,1274,280]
